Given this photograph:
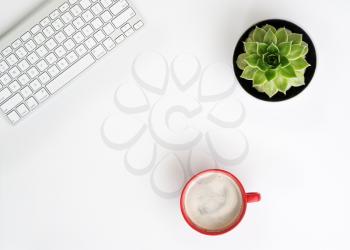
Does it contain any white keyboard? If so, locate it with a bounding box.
[0,0,143,124]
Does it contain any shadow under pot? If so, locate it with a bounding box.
[233,19,317,102]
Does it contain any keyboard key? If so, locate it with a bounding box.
[92,45,106,59]
[18,60,30,71]
[50,10,60,20]
[40,17,50,27]
[28,67,39,78]
[64,39,75,50]
[39,73,50,84]
[80,0,92,9]
[43,26,55,37]
[62,12,73,23]
[112,8,135,28]
[17,104,29,117]
[34,33,46,44]
[26,97,38,110]
[64,24,76,36]
[18,74,30,85]
[124,28,134,37]
[101,11,112,22]
[1,93,23,113]
[103,38,115,50]
[2,47,12,56]
[0,88,11,103]
[121,24,131,32]
[48,65,60,77]
[46,53,58,64]
[82,10,94,22]
[91,18,103,29]
[28,52,39,64]
[73,17,85,29]
[103,23,115,35]
[0,61,9,72]
[9,81,21,92]
[45,39,58,50]
[36,46,48,57]
[101,0,112,8]
[94,31,105,42]
[52,19,64,30]
[73,32,85,43]
[31,25,41,34]
[66,51,78,63]
[9,67,21,78]
[12,40,22,49]
[82,25,94,37]
[7,111,20,124]
[46,54,95,94]
[25,40,36,52]
[20,86,33,98]
[134,20,144,30]
[55,46,67,57]
[85,38,96,49]
[34,88,49,103]
[110,1,129,15]
[30,80,42,92]
[91,3,103,15]
[16,47,28,59]
[37,60,49,71]
[76,44,88,56]
[59,3,70,12]
[0,74,11,85]
[57,58,69,70]
[21,32,31,42]
[55,32,67,43]
[71,5,82,16]
[6,54,18,66]
[115,34,125,44]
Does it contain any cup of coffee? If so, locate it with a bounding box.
[180,169,260,235]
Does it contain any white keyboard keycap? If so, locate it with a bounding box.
[34,33,46,45]
[59,3,70,12]
[64,39,75,51]
[37,60,48,71]
[43,26,55,37]
[39,73,51,84]
[134,20,144,30]
[91,45,106,59]
[110,1,129,15]
[76,45,88,56]
[91,3,103,15]
[48,66,60,77]
[115,35,125,44]
[0,74,11,85]
[71,5,82,16]
[80,0,92,9]
[52,19,64,30]
[40,17,50,27]
[94,31,105,42]
[101,11,112,22]
[6,54,18,66]
[112,8,136,28]
[91,18,103,29]
[17,104,29,117]
[103,38,115,50]
[21,32,31,42]
[67,52,78,63]
[7,111,20,124]
[18,60,30,71]
[21,86,33,98]
[55,32,67,43]
[26,97,38,110]
[9,67,21,78]
[34,88,49,103]
[25,40,36,52]
[82,25,94,37]
[31,25,41,34]
[62,12,73,23]
[0,61,9,72]
[30,80,41,91]
[124,28,134,37]
[103,23,115,35]
[46,54,95,94]
[82,10,94,22]
[0,88,11,103]
[9,81,21,92]
[12,40,22,49]
[18,74,30,85]
[50,10,60,20]
[2,47,12,56]
[58,59,69,70]
[1,93,23,113]
[46,53,57,64]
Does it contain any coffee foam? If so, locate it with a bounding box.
[184,172,243,232]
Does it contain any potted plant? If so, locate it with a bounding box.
[233,19,316,101]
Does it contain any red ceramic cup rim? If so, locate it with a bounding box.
[180,169,255,236]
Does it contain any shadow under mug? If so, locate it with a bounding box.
[180,169,261,235]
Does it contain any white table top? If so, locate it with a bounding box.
[1,0,350,249]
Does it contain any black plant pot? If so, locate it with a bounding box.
[233,19,317,102]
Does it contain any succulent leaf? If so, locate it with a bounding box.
[245,54,260,67]
[288,33,302,45]
[244,42,258,54]
[280,56,290,67]
[276,28,288,44]
[263,29,277,44]
[265,69,277,81]
[236,53,247,70]
[241,66,257,80]
[274,75,289,93]
[237,24,311,98]
[252,27,266,42]
[253,70,267,85]
[290,57,310,70]
[278,42,292,56]
[261,81,278,97]
[257,43,268,55]
[262,24,277,33]
[267,43,279,54]
[288,44,305,60]
[280,64,297,78]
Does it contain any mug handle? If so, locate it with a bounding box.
[246,192,261,203]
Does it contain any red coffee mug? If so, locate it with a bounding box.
[180,169,261,235]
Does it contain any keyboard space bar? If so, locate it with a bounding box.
[46,54,95,94]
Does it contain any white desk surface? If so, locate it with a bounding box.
[1,0,350,249]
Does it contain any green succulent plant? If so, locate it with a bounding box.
[236,24,311,98]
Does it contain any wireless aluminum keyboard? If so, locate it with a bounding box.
[0,0,143,124]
